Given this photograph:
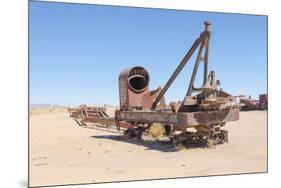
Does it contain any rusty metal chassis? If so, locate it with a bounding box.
[73,108,238,146]
[74,108,239,131]
[115,108,239,130]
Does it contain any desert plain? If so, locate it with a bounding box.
[29,108,267,187]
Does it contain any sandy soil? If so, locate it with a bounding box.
[30,107,68,115]
[29,110,267,187]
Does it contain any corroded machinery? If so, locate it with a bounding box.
[118,66,165,110]
[239,94,268,111]
[69,22,240,147]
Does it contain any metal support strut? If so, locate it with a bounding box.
[151,21,211,110]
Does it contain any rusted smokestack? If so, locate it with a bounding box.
[119,66,150,110]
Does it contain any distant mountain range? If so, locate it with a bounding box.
[29,103,118,108]
[29,104,64,108]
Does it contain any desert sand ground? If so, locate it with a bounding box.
[29,109,267,187]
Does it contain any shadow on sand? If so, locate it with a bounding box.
[91,135,208,152]
[91,135,177,152]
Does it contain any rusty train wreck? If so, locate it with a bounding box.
[69,22,240,147]
[239,94,268,111]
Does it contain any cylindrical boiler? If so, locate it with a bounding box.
[118,66,150,110]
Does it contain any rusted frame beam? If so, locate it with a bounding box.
[151,37,202,110]
[151,22,211,110]
[187,22,211,96]
[186,35,207,96]
[115,108,239,127]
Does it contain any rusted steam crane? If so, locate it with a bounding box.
[69,22,239,146]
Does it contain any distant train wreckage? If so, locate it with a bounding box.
[239,94,267,111]
[69,22,241,147]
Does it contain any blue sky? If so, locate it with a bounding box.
[29,1,267,106]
